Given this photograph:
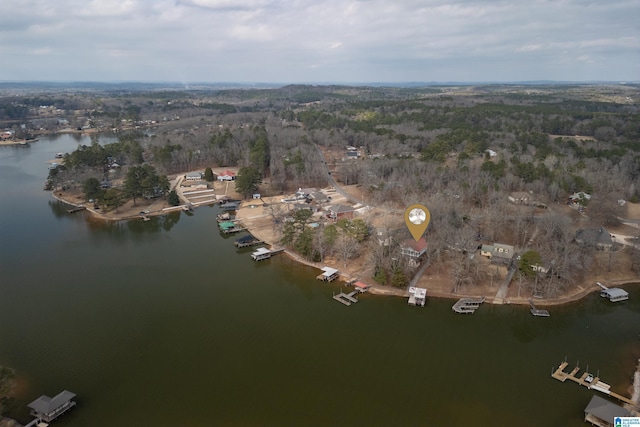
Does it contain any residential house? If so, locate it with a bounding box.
[185,172,203,181]
[401,237,428,267]
[310,191,329,204]
[345,151,360,160]
[480,243,515,264]
[327,204,355,221]
[216,170,236,181]
[575,227,614,251]
[583,395,630,426]
[569,191,592,205]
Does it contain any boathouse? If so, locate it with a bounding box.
[317,267,339,282]
[583,395,630,426]
[28,390,76,423]
[600,287,629,302]
[251,247,272,261]
[408,286,427,306]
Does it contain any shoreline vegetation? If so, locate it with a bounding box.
[50,181,640,308]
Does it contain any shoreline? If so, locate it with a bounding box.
[51,183,639,308]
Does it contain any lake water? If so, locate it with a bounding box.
[0,134,639,426]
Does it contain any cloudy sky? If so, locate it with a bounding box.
[1,0,638,83]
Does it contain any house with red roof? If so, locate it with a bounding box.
[216,170,236,181]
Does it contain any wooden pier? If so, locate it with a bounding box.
[552,361,638,407]
[452,297,485,314]
[66,206,86,214]
[529,299,550,317]
[333,290,359,306]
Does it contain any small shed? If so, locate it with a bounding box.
[583,395,629,426]
[28,390,76,423]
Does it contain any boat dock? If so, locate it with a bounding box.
[596,281,629,302]
[452,297,485,314]
[218,220,246,234]
[333,290,359,306]
[250,247,285,261]
[529,299,550,317]
[317,266,339,282]
[66,206,86,214]
[235,234,263,248]
[408,287,427,307]
[552,361,637,407]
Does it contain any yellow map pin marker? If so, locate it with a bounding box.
[404,204,431,241]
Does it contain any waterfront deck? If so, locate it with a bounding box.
[552,361,638,407]
[452,297,485,314]
[529,299,550,317]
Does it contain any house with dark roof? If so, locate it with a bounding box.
[583,395,630,426]
[28,390,76,423]
[575,227,614,251]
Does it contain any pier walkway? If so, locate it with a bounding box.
[333,290,359,306]
[552,361,638,407]
[452,297,485,314]
[529,299,550,317]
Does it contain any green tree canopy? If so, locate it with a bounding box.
[204,167,214,182]
[168,190,180,206]
[124,164,169,206]
[518,250,542,279]
[235,166,261,199]
[83,177,104,201]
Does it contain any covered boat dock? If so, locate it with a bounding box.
[27,390,76,424]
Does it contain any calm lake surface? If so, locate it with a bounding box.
[0,134,639,426]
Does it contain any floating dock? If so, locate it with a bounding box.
[333,290,359,306]
[66,206,86,214]
[529,299,550,317]
[551,361,637,407]
[452,297,485,314]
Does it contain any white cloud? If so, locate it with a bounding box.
[0,0,637,82]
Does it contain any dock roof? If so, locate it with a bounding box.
[602,288,629,298]
[252,247,271,256]
[584,395,629,421]
[28,390,76,415]
[219,221,237,230]
[321,266,339,276]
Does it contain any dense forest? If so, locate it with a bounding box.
[4,82,639,294]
